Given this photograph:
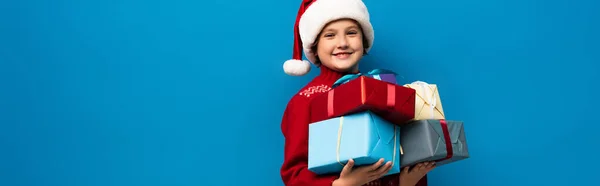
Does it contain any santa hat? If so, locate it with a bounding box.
[283,0,375,76]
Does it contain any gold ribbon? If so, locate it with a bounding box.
[336,116,402,167]
[400,142,404,155]
[336,116,345,165]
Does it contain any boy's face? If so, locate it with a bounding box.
[315,19,364,73]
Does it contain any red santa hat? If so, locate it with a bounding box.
[283,0,375,76]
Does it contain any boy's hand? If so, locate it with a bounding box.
[333,158,392,186]
[398,162,436,186]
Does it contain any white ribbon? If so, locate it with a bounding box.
[411,81,436,119]
[372,74,381,80]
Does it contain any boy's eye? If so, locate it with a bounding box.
[324,33,334,37]
[347,30,358,35]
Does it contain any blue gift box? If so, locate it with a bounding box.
[308,111,401,176]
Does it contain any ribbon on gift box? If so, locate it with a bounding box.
[332,69,398,88]
[437,119,453,161]
[336,116,401,166]
[327,77,396,117]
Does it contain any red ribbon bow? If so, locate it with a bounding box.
[437,119,454,162]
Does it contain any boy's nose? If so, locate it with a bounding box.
[337,37,349,49]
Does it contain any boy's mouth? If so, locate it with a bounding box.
[333,52,353,59]
[333,52,353,55]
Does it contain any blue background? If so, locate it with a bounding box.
[1,0,598,185]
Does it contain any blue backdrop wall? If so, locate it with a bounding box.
[1,0,599,186]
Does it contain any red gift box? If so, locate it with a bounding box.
[310,76,416,125]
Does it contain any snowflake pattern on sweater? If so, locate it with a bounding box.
[299,84,331,98]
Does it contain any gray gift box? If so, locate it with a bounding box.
[400,120,469,168]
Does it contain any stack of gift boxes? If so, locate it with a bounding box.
[307,69,469,176]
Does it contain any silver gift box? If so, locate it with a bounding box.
[400,120,469,168]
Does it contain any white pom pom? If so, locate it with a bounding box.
[283,59,311,76]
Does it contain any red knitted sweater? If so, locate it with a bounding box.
[280,66,428,186]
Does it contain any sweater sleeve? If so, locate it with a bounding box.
[415,175,427,186]
[280,98,339,186]
[380,174,427,186]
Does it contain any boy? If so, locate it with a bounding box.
[281,0,435,185]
